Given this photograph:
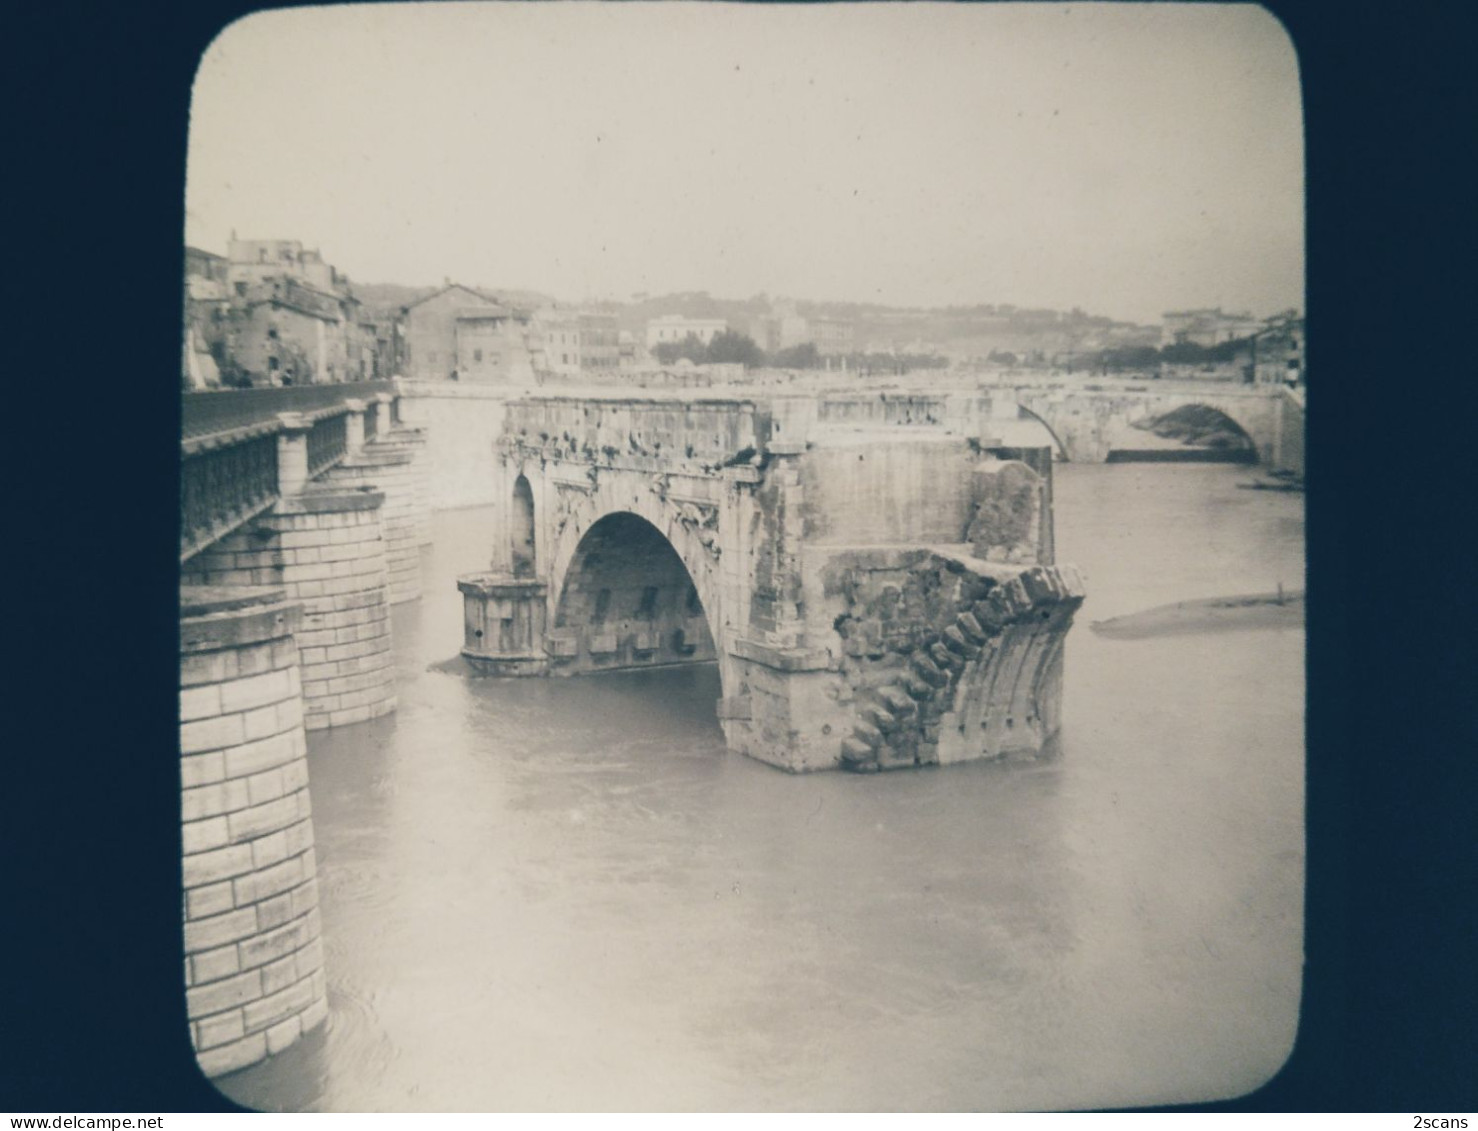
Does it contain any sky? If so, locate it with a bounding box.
[185,2,1303,324]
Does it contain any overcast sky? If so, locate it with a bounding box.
[185,2,1303,323]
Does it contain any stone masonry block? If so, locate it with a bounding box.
[182,815,230,855]
[282,817,315,859]
[180,713,246,756]
[260,953,300,998]
[194,1010,246,1051]
[242,973,317,1034]
[290,877,320,920]
[227,794,302,844]
[189,943,242,986]
[183,905,259,954]
[180,650,235,688]
[196,1032,267,1078]
[234,640,279,679]
[956,611,988,643]
[179,685,222,723]
[254,890,296,933]
[223,730,302,780]
[250,830,289,870]
[943,625,982,659]
[1019,567,1059,606]
[183,843,255,889]
[930,642,963,671]
[233,854,305,908]
[185,880,235,921]
[237,910,314,973]
[912,654,948,687]
[245,767,286,806]
[294,934,325,976]
[219,669,293,715]
[241,704,283,743]
[181,779,249,823]
[265,1014,303,1056]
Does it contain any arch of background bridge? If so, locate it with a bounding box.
[1013,403,1071,460]
[1122,401,1257,449]
[1011,388,1272,463]
[545,505,733,698]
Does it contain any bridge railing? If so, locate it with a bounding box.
[182,380,396,441]
[181,382,399,561]
[306,408,350,477]
[180,427,282,562]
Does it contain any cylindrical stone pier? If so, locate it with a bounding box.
[179,585,327,1078]
[369,424,432,547]
[182,484,397,729]
[324,442,423,604]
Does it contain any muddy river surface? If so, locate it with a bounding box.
[214,462,1306,1112]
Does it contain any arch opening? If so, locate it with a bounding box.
[1119,404,1257,462]
[1010,405,1070,461]
[511,474,536,577]
[550,512,718,676]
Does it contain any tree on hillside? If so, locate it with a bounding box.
[653,333,708,366]
[705,329,764,368]
[770,342,821,369]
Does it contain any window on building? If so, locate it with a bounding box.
[474,348,483,362]
[268,357,279,371]
[234,282,247,297]
[267,327,278,340]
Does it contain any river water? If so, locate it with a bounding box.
[213,462,1306,1113]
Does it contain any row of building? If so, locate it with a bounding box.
[184,240,385,388]
[183,240,646,389]
[183,240,1301,388]
[1160,307,1305,385]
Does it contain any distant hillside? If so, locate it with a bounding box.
[349,280,1159,358]
[609,292,1160,358]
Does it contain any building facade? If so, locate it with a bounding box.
[1252,313,1305,387]
[396,284,507,382]
[645,316,729,349]
[1162,308,1259,348]
[808,317,856,357]
[183,239,382,387]
[455,309,536,384]
[578,312,620,372]
[226,277,355,386]
[533,309,583,376]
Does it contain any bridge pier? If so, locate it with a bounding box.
[182,485,397,730]
[179,586,327,1077]
[323,441,422,605]
[458,575,549,675]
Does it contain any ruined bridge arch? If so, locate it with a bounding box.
[459,392,1087,774]
[543,496,734,693]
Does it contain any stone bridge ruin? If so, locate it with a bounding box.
[458,392,1085,773]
